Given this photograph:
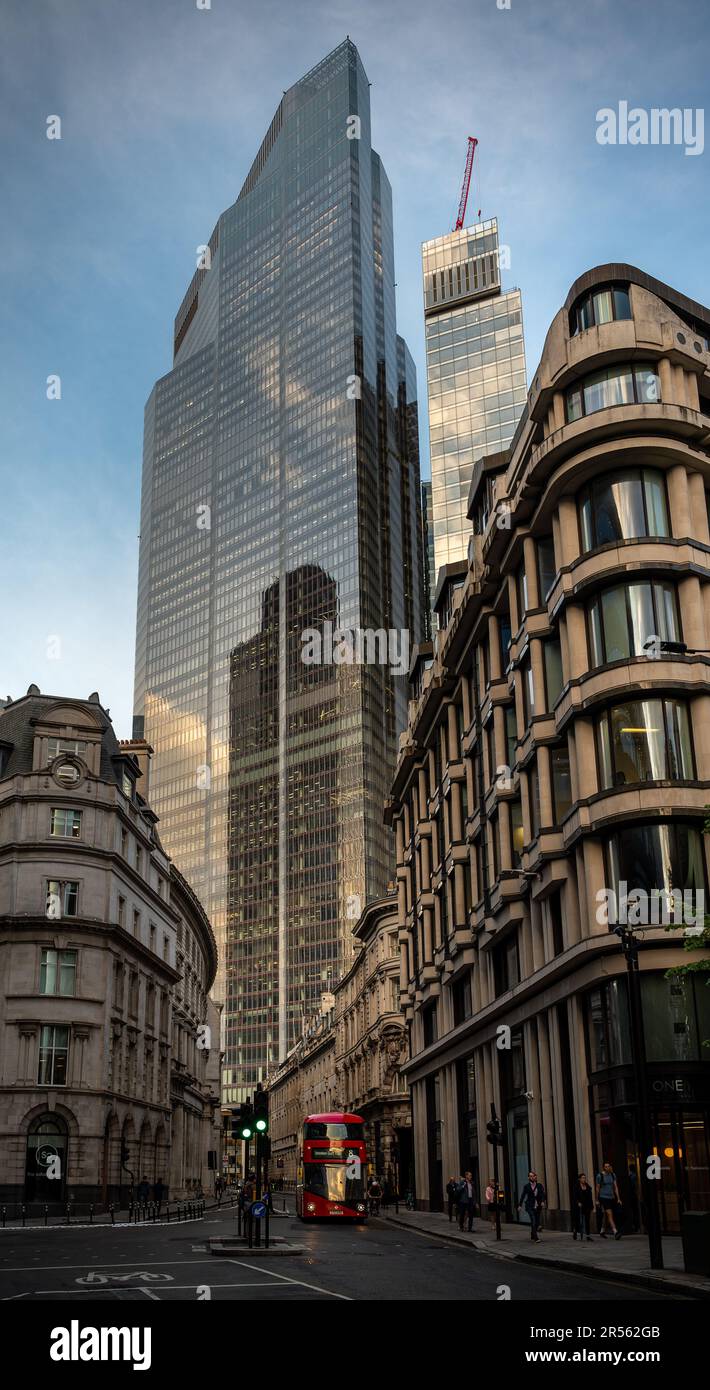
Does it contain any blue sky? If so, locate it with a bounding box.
[1,0,708,736]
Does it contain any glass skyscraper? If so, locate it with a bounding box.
[133,40,424,1101]
[422,219,527,576]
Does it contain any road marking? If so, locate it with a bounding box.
[140,1289,161,1301]
[3,1282,314,1300]
[1,1257,221,1274]
[228,1258,352,1301]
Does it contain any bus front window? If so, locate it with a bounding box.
[304,1163,366,1204]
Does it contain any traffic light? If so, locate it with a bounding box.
[120,1141,130,1167]
[486,1116,503,1146]
[233,1099,253,1141]
[254,1085,269,1135]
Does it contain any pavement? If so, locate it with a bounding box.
[0,1200,679,1302]
[377,1206,710,1298]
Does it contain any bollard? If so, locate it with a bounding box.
[65,1204,70,1226]
[265,1204,270,1251]
[128,1202,133,1223]
[89,1205,94,1225]
[109,1204,115,1225]
[1,1208,5,1229]
[44,1204,49,1227]
[166,1203,170,1223]
[21,1205,26,1228]
[151,1202,156,1223]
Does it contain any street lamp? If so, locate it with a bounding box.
[613,922,664,1270]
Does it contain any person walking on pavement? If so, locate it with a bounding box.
[572,1173,594,1241]
[153,1177,165,1213]
[457,1171,476,1232]
[596,1162,622,1239]
[485,1178,498,1228]
[446,1175,459,1222]
[518,1170,546,1241]
[137,1175,150,1206]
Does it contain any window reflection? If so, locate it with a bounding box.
[578,468,669,551]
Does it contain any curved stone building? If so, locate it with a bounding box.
[0,689,221,1208]
[387,266,710,1229]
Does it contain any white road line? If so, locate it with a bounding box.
[3,1282,308,1300]
[140,1288,161,1302]
[228,1258,352,1301]
[1,1257,219,1274]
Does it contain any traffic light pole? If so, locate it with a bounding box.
[492,1106,502,1243]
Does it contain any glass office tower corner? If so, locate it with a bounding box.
[133,40,424,1100]
[422,219,527,578]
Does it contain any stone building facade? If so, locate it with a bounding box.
[386,265,710,1231]
[0,689,222,1208]
[267,896,412,1190]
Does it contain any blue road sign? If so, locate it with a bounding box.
[250,1200,267,1220]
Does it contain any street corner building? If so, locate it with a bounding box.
[0,688,223,1210]
[131,38,426,1104]
[266,894,412,1193]
[386,265,710,1230]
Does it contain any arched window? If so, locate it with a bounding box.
[25,1113,68,1202]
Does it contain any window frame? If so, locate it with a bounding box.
[565,361,661,423]
[585,579,682,666]
[595,697,696,790]
[49,807,82,839]
[570,282,632,337]
[576,466,670,554]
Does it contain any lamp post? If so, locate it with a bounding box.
[614,923,664,1269]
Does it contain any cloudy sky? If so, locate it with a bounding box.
[1,0,708,736]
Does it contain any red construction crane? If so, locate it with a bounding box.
[454,136,479,230]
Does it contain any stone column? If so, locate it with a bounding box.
[679,574,706,649]
[565,605,588,678]
[536,1012,559,1209]
[537,745,552,827]
[583,838,608,935]
[575,719,597,798]
[557,497,579,566]
[524,536,539,609]
[667,463,690,536]
[688,473,710,544]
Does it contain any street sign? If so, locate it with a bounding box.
[250,1200,267,1220]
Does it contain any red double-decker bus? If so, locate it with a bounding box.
[296,1112,368,1221]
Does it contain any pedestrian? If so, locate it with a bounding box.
[137,1175,150,1206]
[518,1170,546,1242]
[153,1177,165,1212]
[457,1170,476,1232]
[595,1162,622,1239]
[446,1175,459,1223]
[572,1173,594,1241]
[485,1177,497,1228]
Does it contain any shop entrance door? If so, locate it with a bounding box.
[653,1109,710,1232]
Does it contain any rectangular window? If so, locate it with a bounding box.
[47,880,79,917]
[47,738,86,759]
[50,808,82,838]
[551,745,572,822]
[537,536,556,601]
[505,705,517,770]
[493,933,519,996]
[543,639,564,709]
[133,910,140,935]
[520,656,534,726]
[516,563,528,625]
[38,1025,69,1085]
[452,972,472,1027]
[118,896,126,927]
[548,889,564,955]
[510,799,524,865]
[40,948,77,996]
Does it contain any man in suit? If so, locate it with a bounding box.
[518,1170,546,1241]
[457,1171,476,1232]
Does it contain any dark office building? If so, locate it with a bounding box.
[133,40,424,1099]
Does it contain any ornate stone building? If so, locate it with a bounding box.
[387,265,710,1229]
[334,896,411,1191]
[0,688,222,1208]
[267,896,412,1190]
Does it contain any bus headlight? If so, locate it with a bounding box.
[356,1203,365,1211]
[307,1202,316,1212]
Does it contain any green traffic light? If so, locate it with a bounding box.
[255,1118,267,1132]
[241,1126,253,1140]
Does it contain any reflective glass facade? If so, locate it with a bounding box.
[422,220,527,575]
[133,41,424,1101]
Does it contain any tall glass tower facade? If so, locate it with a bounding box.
[422,219,527,577]
[133,40,424,1100]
